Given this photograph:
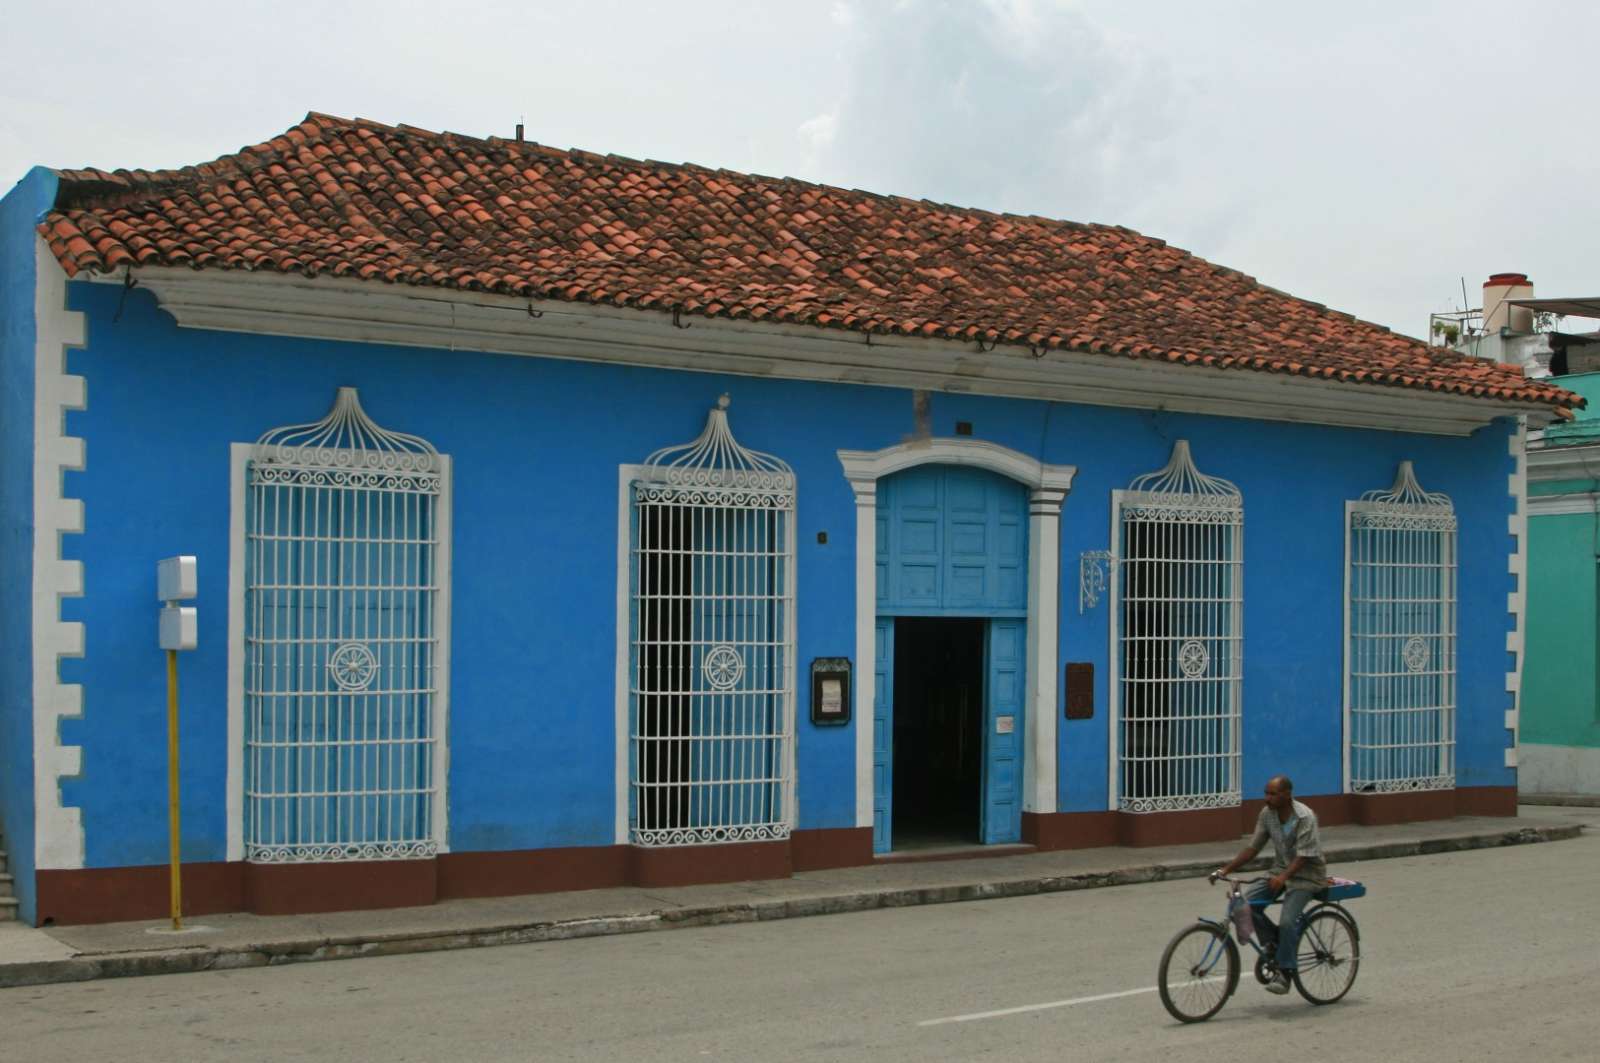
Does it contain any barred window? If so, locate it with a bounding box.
[1345,462,1456,793]
[1113,441,1242,813]
[244,388,446,862]
[629,397,795,846]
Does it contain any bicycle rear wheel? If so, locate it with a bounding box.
[1158,923,1238,1023]
[1292,909,1360,1004]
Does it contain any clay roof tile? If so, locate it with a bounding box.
[35,112,1578,412]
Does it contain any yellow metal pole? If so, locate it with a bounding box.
[166,647,182,931]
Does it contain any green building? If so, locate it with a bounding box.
[1524,371,1600,794]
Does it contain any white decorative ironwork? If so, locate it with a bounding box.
[1125,438,1242,514]
[1357,774,1456,794]
[1118,791,1240,814]
[1113,440,1243,814]
[1177,640,1210,678]
[702,644,746,690]
[630,396,795,847]
[632,823,789,847]
[1357,459,1456,518]
[329,642,378,692]
[244,387,443,863]
[1346,461,1456,794]
[1080,549,1116,613]
[249,841,437,863]
[252,386,440,483]
[640,394,794,509]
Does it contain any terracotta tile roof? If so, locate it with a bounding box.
[38,113,1575,410]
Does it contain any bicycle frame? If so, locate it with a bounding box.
[1204,875,1361,966]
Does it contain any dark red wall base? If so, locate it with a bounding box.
[1115,806,1242,847]
[1456,785,1516,817]
[437,844,628,899]
[32,833,844,923]
[792,826,873,871]
[1353,789,1452,825]
[243,858,438,916]
[35,862,244,927]
[1350,785,1517,825]
[31,787,1520,925]
[1022,811,1117,850]
[627,839,791,888]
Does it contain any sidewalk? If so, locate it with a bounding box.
[2,804,1591,990]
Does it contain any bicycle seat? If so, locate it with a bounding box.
[1316,877,1366,901]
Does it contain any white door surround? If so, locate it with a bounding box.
[838,439,1076,830]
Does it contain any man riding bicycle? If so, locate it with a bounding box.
[1212,775,1326,995]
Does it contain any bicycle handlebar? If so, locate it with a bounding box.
[1207,872,1269,887]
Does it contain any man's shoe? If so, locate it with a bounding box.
[1265,972,1292,995]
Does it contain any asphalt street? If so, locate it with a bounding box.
[3,830,1595,1062]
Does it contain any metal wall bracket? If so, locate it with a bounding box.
[1079,549,1117,613]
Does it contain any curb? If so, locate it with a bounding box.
[1518,794,1600,808]
[1,822,1582,990]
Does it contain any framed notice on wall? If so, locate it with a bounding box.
[810,657,852,726]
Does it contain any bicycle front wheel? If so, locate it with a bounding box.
[1292,909,1360,1004]
[1158,923,1238,1023]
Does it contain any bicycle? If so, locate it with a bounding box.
[1157,873,1364,1023]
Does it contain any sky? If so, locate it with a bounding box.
[2,0,1594,340]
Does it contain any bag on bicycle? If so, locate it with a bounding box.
[1229,886,1253,945]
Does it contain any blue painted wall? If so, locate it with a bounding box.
[52,276,1519,870]
[909,393,1516,810]
[0,168,56,923]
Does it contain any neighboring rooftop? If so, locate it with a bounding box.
[1511,296,1600,320]
[36,113,1576,411]
[1537,372,1600,446]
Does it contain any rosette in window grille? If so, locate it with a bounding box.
[245,388,444,862]
[1113,440,1242,813]
[1345,462,1456,793]
[630,396,795,846]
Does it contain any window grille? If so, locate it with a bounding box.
[244,388,444,862]
[630,396,795,846]
[1345,461,1456,793]
[1113,440,1243,813]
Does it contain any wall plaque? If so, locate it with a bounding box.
[1065,662,1094,719]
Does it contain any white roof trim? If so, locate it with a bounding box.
[91,267,1559,436]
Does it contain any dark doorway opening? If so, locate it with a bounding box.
[892,617,985,849]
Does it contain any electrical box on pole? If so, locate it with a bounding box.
[158,555,198,651]
[156,555,198,931]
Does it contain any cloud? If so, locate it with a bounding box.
[798,111,839,151]
[803,0,1183,223]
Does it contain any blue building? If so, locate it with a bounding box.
[0,115,1573,925]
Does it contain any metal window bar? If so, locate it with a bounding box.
[244,388,443,862]
[1346,462,1457,793]
[630,397,796,847]
[1115,441,1243,813]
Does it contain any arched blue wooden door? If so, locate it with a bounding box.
[875,465,1028,852]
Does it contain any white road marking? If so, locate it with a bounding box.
[918,984,1164,1026]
